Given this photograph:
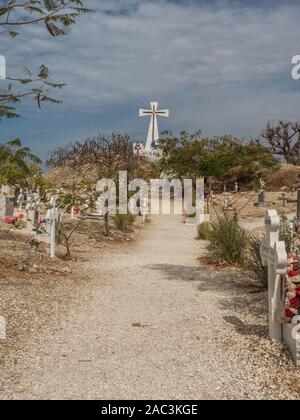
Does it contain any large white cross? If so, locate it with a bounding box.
[260,209,287,341]
[139,101,169,152]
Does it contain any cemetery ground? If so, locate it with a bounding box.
[1,196,300,400]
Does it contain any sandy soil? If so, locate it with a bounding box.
[1,212,300,400]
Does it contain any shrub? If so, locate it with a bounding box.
[208,218,248,264]
[197,222,212,240]
[113,213,135,232]
[247,235,268,288]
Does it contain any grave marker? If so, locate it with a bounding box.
[25,192,40,230]
[0,195,14,219]
[46,197,59,258]
[261,209,300,366]
[286,189,300,220]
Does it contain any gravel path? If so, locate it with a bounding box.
[1,213,300,400]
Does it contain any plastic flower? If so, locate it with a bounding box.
[285,308,295,318]
[288,270,298,277]
[290,298,300,309]
[287,291,297,299]
[287,282,297,291]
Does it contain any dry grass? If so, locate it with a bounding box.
[267,164,300,191]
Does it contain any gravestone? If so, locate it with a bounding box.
[17,189,26,211]
[46,197,59,258]
[286,189,300,221]
[279,193,287,208]
[254,179,274,208]
[257,190,266,207]
[261,209,300,366]
[0,195,14,219]
[25,191,40,230]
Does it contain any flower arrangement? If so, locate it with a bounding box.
[284,256,300,320]
[4,214,24,227]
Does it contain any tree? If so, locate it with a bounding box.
[158,131,278,186]
[0,139,43,188]
[0,0,91,118]
[47,133,140,180]
[262,121,300,165]
[52,182,96,257]
[0,1,91,35]
[47,133,141,236]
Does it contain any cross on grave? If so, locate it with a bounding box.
[133,142,144,158]
[234,182,239,194]
[17,189,25,211]
[139,101,169,153]
[286,189,300,220]
[260,210,288,341]
[279,193,287,208]
[261,209,300,366]
[25,191,41,231]
[46,197,59,258]
[259,178,266,191]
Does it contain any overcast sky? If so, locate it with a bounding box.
[1,0,300,161]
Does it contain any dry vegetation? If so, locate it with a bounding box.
[267,164,300,191]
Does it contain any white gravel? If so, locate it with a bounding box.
[1,214,300,400]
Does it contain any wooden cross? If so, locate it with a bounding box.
[260,209,288,341]
[139,101,169,152]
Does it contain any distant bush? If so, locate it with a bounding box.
[197,222,212,240]
[208,218,248,264]
[113,213,135,232]
[247,235,268,288]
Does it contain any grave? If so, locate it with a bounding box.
[261,209,300,366]
[25,192,40,230]
[286,189,300,220]
[46,197,59,258]
[0,195,14,219]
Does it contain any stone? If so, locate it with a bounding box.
[16,263,25,272]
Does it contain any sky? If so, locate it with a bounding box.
[1,0,300,162]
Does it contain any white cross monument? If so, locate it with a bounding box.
[139,101,169,152]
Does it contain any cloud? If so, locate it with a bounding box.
[1,0,300,157]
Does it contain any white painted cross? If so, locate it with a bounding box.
[46,197,59,259]
[139,101,169,152]
[260,209,288,341]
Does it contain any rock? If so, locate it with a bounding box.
[16,263,25,272]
